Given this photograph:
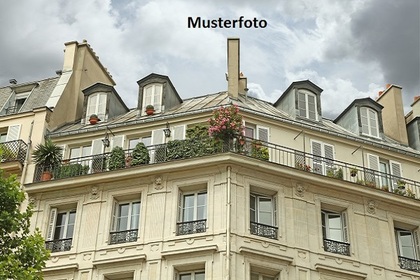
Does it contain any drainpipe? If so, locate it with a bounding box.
[226,166,232,280]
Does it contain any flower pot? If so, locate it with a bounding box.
[89,118,99,125]
[146,109,155,115]
[41,171,52,181]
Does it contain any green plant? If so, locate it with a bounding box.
[131,142,150,165]
[208,104,244,140]
[89,114,98,119]
[327,167,343,180]
[32,139,63,171]
[393,188,405,195]
[108,146,125,170]
[382,185,390,192]
[396,179,406,188]
[146,105,154,110]
[349,167,358,177]
[0,144,18,162]
[55,163,89,179]
[405,188,416,199]
[250,140,269,161]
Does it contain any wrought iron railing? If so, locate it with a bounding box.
[109,229,138,244]
[176,219,207,235]
[398,256,420,273]
[0,139,27,164]
[323,238,350,256]
[250,221,278,239]
[32,136,420,200]
[45,238,72,253]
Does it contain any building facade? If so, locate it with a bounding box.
[5,38,420,279]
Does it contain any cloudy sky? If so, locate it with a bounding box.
[0,0,419,119]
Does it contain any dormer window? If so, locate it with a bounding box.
[86,92,107,124]
[142,84,162,115]
[360,107,379,138]
[298,90,317,121]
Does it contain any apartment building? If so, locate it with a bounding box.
[13,38,420,279]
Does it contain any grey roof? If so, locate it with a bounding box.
[0,77,59,114]
[49,91,420,158]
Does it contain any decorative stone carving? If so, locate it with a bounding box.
[90,186,100,200]
[154,176,163,190]
[366,200,376,214]
[295,183,306,197]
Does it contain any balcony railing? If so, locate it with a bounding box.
[250,221,278,239]
[109,229,138,244]
[177,219,207,235]
[398,256,420,273]
[45,238,72,253]
[0,140,27,164]
[323,238,351,256]
[32,137,420,199]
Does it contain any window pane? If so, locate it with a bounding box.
[245,127,254,138]
[400,231,416,259]
[197,193,206,207]
[251,273,259,280]
[197,205,206,220]
[119,204,129,217]
[195,272,205,280]
[142,136,151,147]
[259,212,272,225]
[129,138,140,150]
[70,148,80,159]
[180,274,191,280]
[184,195,194,208]
[258,197,272,212]
[117,217,128,231]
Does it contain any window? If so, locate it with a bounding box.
[128,136,151,150]
[177,190,207,235]
[45,208,76,252]
[178,271,205,280]
[0,131,7,143]
[297,90,317,120]
[321,210,350,256]
[110,200,140,244]
[142,84,163,115]
[366,153,403,190]
[311,140,334,175]
[250,193,277,239]
[360,107,379,138]
[395,228,420,273]
[244,124,269,142]
[86,92,107,123]
[6,91,30,114]
[251,272,277,280]
[69,145,92,169]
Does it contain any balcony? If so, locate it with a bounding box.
[32,137,420,200]
[45,238,72,253]
[323,238,351,256]
[109,229,138,244]
[398,256,420,273]
[0,140,27,164]
[250,221,278,239]
[176,219,207,235]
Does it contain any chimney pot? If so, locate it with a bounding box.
[414,96,420,102]
[9,79,17,84]
[386,83,391,89]
[378,90,384,96]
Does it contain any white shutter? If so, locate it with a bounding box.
[178,190,183,222]
[46,208,58,241]
[360,107,369,135]
[111,200,119,232]
[324,144,335,172]
[173,125,185,140]
[311,140,323,174]
[366,153,380,186]
[91,139,104,155]
[390,160,402,178]
[97,93,107,121]
[342,212,348,243]
[273,195,277,227]
[152,129,165,145]
[58,144,66,159]
[414,230,420,259]
[256,126,269,142]
[111,135,125,149]
[6,124,21,141]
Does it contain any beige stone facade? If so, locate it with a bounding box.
[3,39,420,280]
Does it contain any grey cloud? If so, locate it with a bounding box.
[351,0,420,102]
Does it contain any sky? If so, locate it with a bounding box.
[0,0,419,119]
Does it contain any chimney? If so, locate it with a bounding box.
[227,38,247,99]
[376,84,409,145]
[411,95,420,118]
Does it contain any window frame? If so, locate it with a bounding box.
[297,90,318,121]
[395,228,419,260]
[250,193,277,227]
[142,84,163,115]
[86,92,107,123]
[178,191,207,223]
[360,106,380,138]
[178,270,205,280]
[45,206,77,253]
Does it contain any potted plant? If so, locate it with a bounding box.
[131,142,150,165]
[108,146,126,170]
[89,114,101,125]
[145,105,155,115]
[349,167,358,177]
[32,139,63,181]
[396,179,406,189]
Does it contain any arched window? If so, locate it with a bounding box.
[360,107,379,137]
[297,90,317,120]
